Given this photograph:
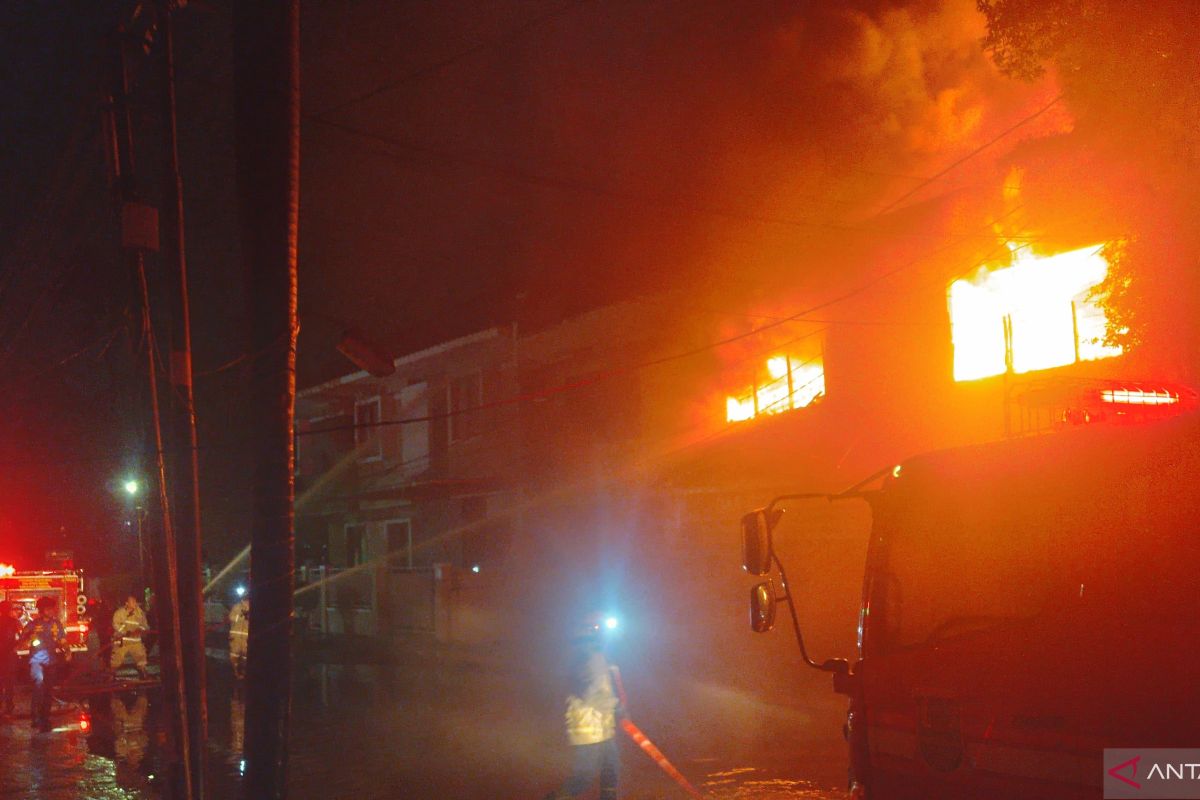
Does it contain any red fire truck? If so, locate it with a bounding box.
[740,406,1200,798]
[0,564,90,656]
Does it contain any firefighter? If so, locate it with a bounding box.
[20,596,69,733]
[545,615,622,800]
[110,595,149,679]
[229,596,249,679]
[1,602,22,717]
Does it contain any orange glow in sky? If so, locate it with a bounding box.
[948,244,1122,381]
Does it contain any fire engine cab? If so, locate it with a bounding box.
[740,406,1200,798]
[0,564,90,656]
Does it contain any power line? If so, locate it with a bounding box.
[310,0,590,119]
[871,94,1064,218]
[298,204,1046,440]
[312,110,1077,250]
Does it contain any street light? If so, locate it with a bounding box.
[121,477,147,581]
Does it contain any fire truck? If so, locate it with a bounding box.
[0,564,90,656]
[739,405,1200,798]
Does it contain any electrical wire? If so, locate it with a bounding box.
[311,0,590,119]
[312,114,1055,247]
[289,204,1053,445]
[870,94,1064,218]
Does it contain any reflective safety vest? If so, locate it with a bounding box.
[22,618,66,659]
[113,607,148,642]
[565,663,617,745]
[229,602,249,640]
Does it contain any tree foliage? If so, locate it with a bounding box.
[979,0,1200,375]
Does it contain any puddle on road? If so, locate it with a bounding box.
[1,661,847,800]
[0,689,164,799]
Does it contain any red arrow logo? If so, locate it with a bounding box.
[1108,755,1141,789]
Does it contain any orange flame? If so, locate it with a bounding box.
[726,356,825,423]
[948,243,1121,381]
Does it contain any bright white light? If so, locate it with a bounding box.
[239,759,246,776]
[1101,389,1179,405]
[949,243,1121,381]
[123,480,140,496]
[235,586,246,598]
[470,564,480,574]
[604,616,618,630]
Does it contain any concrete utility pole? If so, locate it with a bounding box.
[157,4,207,797]
[106,19,194,799]
[233,2,300,798]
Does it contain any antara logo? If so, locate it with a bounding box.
[1146,763,1200,781]
[1108,755,1140,789]
[1105,749,1200,799]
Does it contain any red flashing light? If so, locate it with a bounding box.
[1101,388,1180,406]
[79,715,91,732]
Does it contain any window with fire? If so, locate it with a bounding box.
[948,244,1122,381]
[726,355,825,423]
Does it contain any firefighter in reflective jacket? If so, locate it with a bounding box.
[229,597,249,679]
[110,595,149,678]
[545,617,621,800]
[20,596,68,733]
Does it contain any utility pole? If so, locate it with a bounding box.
[234,2,300,798]
[106,19,193,800]
[157,5,207,796]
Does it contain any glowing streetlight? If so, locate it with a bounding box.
[121,478,147,581]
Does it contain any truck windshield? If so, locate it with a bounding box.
[875,434,1200,652]
[877,479,1058,650]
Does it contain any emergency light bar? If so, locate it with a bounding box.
[1100,388,1180,405]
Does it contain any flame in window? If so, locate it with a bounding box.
[949,243,1122,381]
[726,356,825,422]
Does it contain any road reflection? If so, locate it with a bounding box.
[0,657,846,799]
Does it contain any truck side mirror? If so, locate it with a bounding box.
[750,580,777,633]
[741,508,779,575]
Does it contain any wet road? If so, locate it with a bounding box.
[0,641,849,799]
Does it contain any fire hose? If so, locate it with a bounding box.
[610,666,704,799]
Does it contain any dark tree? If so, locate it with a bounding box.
[979,0,1200,376]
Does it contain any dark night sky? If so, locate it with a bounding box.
[295,0,1060,367]
[0,0,1062,568]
